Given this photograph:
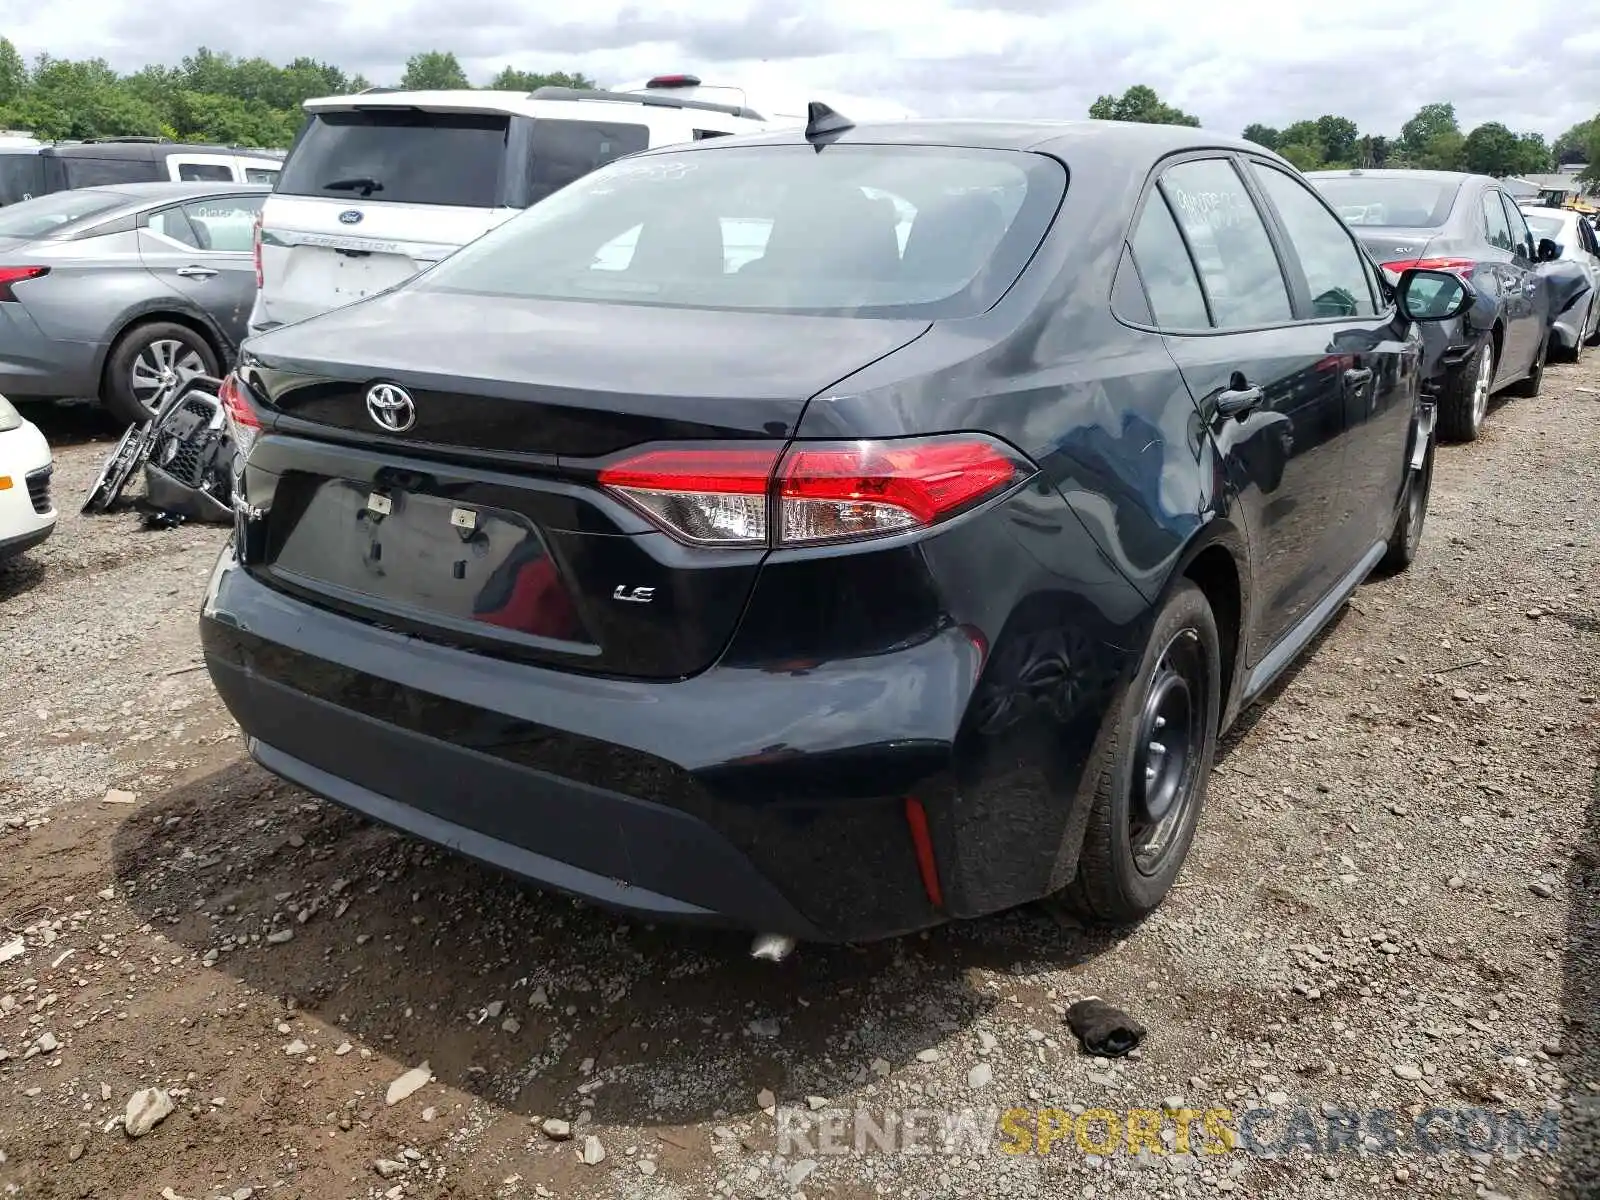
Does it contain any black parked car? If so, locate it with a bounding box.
[0,139,281,206]
[201,116,1470,943]
[1308,168,1560,442]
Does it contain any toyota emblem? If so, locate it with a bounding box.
[365,383,416,433]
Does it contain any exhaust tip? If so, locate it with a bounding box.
[749,933,796,963]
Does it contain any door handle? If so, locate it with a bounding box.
[175,265,217,279]
[1343,367,1373,386]
[1215,384,1264,419]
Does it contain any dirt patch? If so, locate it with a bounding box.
[1,365,1596,1199]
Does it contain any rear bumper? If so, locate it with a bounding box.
[200,547,996,941]
[0,307,101,399]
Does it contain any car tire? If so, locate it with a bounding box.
[1378,436,1433,576]
[101,321,219,427]
[1507,331,1547,399]
[1057,579,1221,926]
[1436,336,1493,443]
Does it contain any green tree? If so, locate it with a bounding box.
[0,37,26,108]
[1554,117,1598,167]
[488,67,595,92]
[401,51,469,91]
[1277,142,1323,171]
[1241,123,1279,150]
[1314,115,1359,164]
[1088,84,1200,127]
[1462,122,1521,176]
[1400,102,1459,163]
[1509,132,1551,176]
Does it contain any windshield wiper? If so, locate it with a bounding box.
[321,177,384,196]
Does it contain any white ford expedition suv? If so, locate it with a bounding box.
[248,77,779,335]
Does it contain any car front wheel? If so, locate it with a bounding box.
[1058,579,1221,925]
[1437,335,1494,442]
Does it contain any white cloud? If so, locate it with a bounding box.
[3,0,1594,140]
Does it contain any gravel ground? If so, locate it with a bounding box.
[0,363,1596,1200]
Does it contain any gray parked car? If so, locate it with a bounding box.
[0,181,270,424]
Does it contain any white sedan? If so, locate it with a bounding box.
[0,392,54,561]
[1521,206,1600,361]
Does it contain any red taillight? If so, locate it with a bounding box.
[251,212,263,288]
[597,435,1033,548]
[1381,256,1477,279]
[646,74,701,88]
[778,438,1029,543]
[0,265,48,302]
[219,372,262,459]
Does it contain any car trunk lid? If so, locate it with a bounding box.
[236,288,930,678]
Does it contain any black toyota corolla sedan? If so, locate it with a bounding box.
[202,113,1470,943]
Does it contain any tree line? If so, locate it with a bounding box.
[0,42,591,147]
[1092,85,1600,187]
[0,41,1594,187]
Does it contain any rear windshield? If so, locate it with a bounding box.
[0,189,127,238]
[277,110,509,207]
[1522,212,1565,240]
[417,144,1065,319]
[1309,176,1460,227]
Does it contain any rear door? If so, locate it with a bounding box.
[1138,155,1355,654]
[1478,187,1536,377]
[255,109,517,329]
[1500,194,1550,369]
[138,193,267,345]
[1246,159,1413,566]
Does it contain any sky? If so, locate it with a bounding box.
[3,0,1598,143]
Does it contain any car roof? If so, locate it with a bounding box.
[622,117,1281,159]
[303,88,770,126]
[1305,167,1497,186]
[46,141,279,161]
[80,181,273,202]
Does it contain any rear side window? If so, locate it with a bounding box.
[1501,195,1534,259]
[0,189,127,238]
[1160,158,1292,328]
[1129,192,1210,328]
[244,167,279,184]
[277,110,510,207]
[1481,192,1514,251]
[62,156,158,189]
[528,119,649,204]
[1251,164,1375,317]
[176,161,234,182]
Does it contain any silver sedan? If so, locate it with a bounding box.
[0,181,270,424]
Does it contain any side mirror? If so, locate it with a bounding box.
[1537,237,1562,262]
[1397,268,1474,323]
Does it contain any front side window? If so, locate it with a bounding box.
[1160,158,1292,328]
[1481,192,1514,252]
[276,110,510,207]
[1129,191,1209,328]
[1252,164,1375,317]
[416,144,1065,319]
[182,194,265,252]
[528,119,650,203]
